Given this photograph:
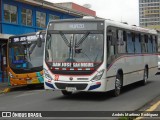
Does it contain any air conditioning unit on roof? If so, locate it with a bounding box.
[83,16,95,19]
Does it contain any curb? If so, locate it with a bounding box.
[0,88,11,94]
[0,84,43,94]
[3,88,11,93]
[135,101,160,120]
[134,95,160,120]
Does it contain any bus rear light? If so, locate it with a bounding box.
[91,69,104,82]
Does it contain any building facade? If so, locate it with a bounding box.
[0,0,96,35]
[0,0,96,83]
[56,2,96,17]
[139,0,160,30]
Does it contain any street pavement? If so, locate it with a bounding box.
[0,73,159,120]
[0,75,159,111]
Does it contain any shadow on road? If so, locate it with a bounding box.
[54,80,154,101]
[155,72,160,75]
[10,84,44,92]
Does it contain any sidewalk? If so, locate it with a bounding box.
[135,96,160,120]
[0,82,11,93]
[0,82,43,94]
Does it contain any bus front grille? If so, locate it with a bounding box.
[55,83,88,90]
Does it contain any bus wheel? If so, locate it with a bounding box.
[114,74,122,97]
[142,68,148,85]
[61,90,72,96]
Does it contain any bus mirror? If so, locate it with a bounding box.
[37,37,42,47]
[36,32,42,47]
[47,34,51,40]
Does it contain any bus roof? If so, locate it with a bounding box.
[9,30,46,39]
[104,19,157,35]
[48,17,157,35]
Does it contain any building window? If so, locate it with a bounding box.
[36,11,46,28]
[49,14,60,21]
[4,4,17,23]
[21,8,32,26]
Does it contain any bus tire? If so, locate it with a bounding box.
[113,74,122,97]
[141,68,148,85]
[61,90,72,96]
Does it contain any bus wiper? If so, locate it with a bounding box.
[59,32,73,62]
[75,32,90,48]
[59,32,71,47]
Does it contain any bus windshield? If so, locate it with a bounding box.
[45,31,104,68]
[9,34,45,72]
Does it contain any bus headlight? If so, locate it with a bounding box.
[44,69,53,80]
[91,69,104,82]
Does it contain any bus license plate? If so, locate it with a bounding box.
[66,87,77,92]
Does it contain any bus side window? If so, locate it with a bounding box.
[135,33,142,53]
[155,36,158,52]
[148,35,153,53]
[152,36,156,53]
[144,35,148,53]
[127,32,134,53]
[106,27,116,67]
[158,35,160,53]
[117,30,126,53]
[141,35,145,53]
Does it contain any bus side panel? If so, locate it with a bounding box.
[144,55,157,78]
[106,77,116,91]
[106,54,157,90]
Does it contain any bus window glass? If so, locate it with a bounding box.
[135,34,141,53]
[152,36,156,53]
[127,32,134,53]
[141,35,146,53]
[9,34,45,71]
[45,33,103,63]
[107,31,115,67]
[148,36,153,53]
[118,30,126,53]
[144,35,148,53]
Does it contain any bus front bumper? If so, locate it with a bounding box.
[44,80,104,92]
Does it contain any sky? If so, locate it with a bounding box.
[46,0,139,26]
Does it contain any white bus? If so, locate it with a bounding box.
[158,33,160,70]
[43,18,158,96]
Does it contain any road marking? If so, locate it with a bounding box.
[135,100,160,120]
[14,92,37,98]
